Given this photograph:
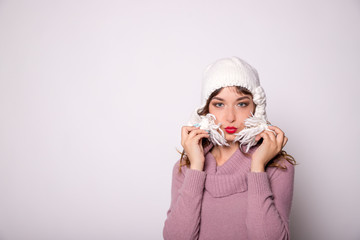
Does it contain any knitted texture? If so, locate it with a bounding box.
[200,57,260,108]
[163,143,295,240]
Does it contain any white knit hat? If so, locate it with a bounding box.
[187,56,275,152]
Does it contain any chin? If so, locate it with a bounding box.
[224,135,236,143]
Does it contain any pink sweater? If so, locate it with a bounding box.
[163,142,295,240]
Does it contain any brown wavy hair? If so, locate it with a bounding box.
[177,86,297,173]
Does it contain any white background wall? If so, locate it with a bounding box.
[0,0,359,239]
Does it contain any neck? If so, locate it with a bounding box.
[210,141,240,166]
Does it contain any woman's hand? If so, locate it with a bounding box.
[181,126,210,171]
[251,125,288,172]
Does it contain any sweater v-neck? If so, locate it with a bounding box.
[202,142,256,197]
[204,143,251,175]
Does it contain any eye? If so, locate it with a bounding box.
[213,102,224,108]
[238,102,249,107]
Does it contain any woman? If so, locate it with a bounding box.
[163,57,296,240]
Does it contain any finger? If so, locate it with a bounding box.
[256,131,270,142]
[254,131,263,142]
[183,132,209,150]
[188,128,208,138]
[268,125,285,146]
[187,133,210,147]
[183,125,199,130]
[182,126,200,137]
[282,136,288,148]
[265,130,276,142]
[193,132,210,142]
[182,125,200,134]
[273,130,283,147]
[181,126,200,146]
[267,125,285,136]
[255,131,267,142]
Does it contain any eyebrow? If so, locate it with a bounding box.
[212,96,251,101]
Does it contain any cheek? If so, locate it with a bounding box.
[208,109,223,123]
[208,106,219,117]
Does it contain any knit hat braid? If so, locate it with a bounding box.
[187,56,275,152]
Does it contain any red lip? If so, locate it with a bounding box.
[225,127,237,133]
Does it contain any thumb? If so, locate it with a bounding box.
[254,132,264,142]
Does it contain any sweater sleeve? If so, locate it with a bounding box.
[163,160,206,240]
[245,159,295,240]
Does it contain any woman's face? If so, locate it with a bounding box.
[208,86,256,142]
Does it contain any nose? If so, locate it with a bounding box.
[226,107,236,123]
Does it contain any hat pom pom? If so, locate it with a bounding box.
[233,112,275,152]
[187,112,230,146]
